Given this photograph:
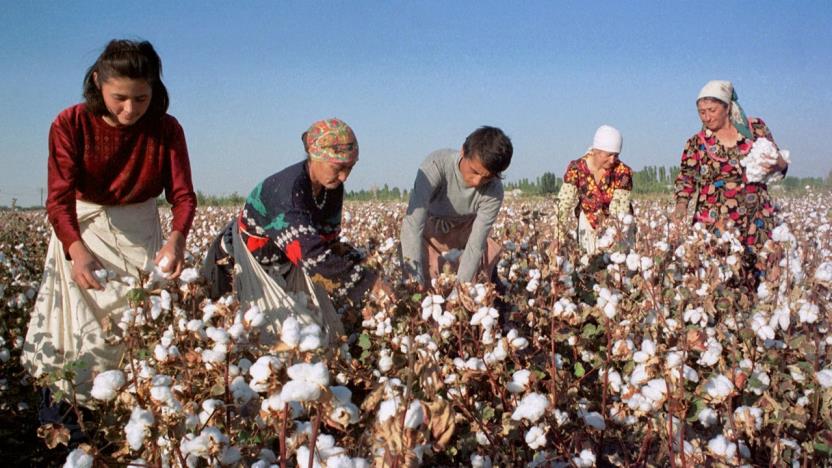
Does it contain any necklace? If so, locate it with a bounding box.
[313,188,327,210]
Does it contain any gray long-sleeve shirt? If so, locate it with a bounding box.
[400,149,504,284]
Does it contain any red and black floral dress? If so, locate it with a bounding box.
[557,157,634,235]
[674,118,786,253]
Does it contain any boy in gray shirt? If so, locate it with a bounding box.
[400,126,513,287]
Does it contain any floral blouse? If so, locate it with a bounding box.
[674,118,786,252]
[557,157,633,236]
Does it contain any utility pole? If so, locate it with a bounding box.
[40,187,44,206]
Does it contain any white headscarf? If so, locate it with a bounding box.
[591,125,622,153]
[697,80,752,140]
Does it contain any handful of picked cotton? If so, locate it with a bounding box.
[741,138,790,183]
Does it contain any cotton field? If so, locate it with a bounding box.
[1,191,831,467]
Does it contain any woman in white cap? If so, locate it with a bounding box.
[556,125,633,254]
[672,80,788,285]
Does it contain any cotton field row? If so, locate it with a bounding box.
[1,191,831,467]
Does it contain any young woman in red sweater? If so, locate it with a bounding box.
[23,40,196,416]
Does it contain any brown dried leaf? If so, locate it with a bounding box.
[37,423,70,449]
[426,398,455,450]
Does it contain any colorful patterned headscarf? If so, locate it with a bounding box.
[304,118,359,164]
[697,80,752,140]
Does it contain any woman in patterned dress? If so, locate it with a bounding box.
[672,80,788,285]
[556,125,634,254]
[202,118,382,337]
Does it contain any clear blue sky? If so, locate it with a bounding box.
[1,1,830,206]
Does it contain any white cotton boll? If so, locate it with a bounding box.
[707,435,738,461]
[524,425,547,449]
[465,357,487,371]
[124,406,155,451]
[788,365,806,383]
[475,431,489,446]
[280,380,321,402]
[580,410,606,430]
[642,378,668,401]
[705,374,734,401]
[93,269,110,284]
[249,356,282,391]
[287,362,330,386]
[770,306,790,331]
[63,448,94,468]
[299,324,323,351]
[219,446,242,465]
[377,398,400,423]
[604,369,622,393]
[281,316,301,347]
[510,335,529,350]
[228,323,246,341]
[625,252,640,271]
[244,305,266,328]
[206,327,230,345]
[603,301,617,319]
[609,252,626,264]
[295,447,322,468]
[201,346,227,364]
[378,349,394,373]
[0,348,8,363]
[470,453,492,468]
[186,319,204,333]
[404,400,425,429]
[230,376,255,404]
[816,369,832,388]
[630,364,649,386]
[798,302,819,324]
[179,268,199,284]
[507,369,532,394]
[697,406,718,427]
[573,448,596,467]
[511,393,549,423]
[91,370,126,401]
[742,138,789,184]
[682,365,699,383]
[814,262,832,283]
[698,339,722,367]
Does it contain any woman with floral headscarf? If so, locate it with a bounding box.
[203,118,381,340]
[673,80,789,284]
[556,125,634,254]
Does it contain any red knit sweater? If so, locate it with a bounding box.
[47,104,197,256]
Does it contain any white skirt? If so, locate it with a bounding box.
[22,198,163,400]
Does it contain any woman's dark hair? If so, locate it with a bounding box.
[82,39,169,120]
[462,126,513,177]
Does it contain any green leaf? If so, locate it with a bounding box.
[581,323,597,339]
[359,350,371,364]
[814,442,832,455]
[686,398,706,422]
[574,362,585,378]
[358,333,372,350]
[410,293,423,303]
[127,287,148,304]
[210,384,225,396]
[480,405,496,423]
